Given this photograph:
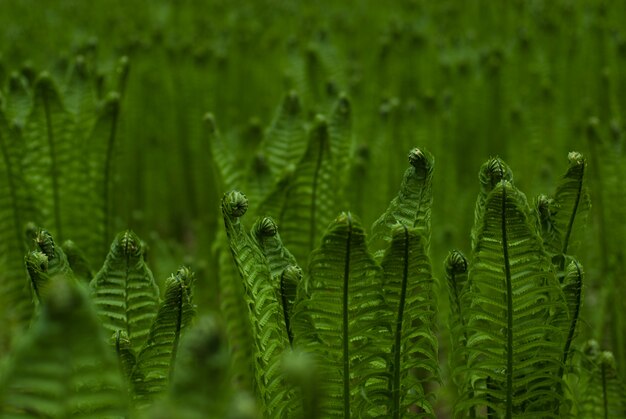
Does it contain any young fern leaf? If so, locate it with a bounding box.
[90,230,160,353]
[580,351,626,418]
[5,72,32,126]
[471,157,513,251]
[294,213,388,418]
[113,330,136,380]
[370,147,434,257]
[204,113,240,191]
[24,250,49,304]
[444,249,474,412]
[222,190,295,417]
[87,92,121,261]
[260,90,307,181]
[159,317,257,419]
[279,115,338,264]
[461,181,565,418]
[215,228,254,391]
[131,267,196,405]
[0,107,35,333]
[23,73,77,240]
[280,265,302,346]
[381,225,439,418]
[543,152,590,264]
[328,93,353,181]
[559,259,584,379]
[0,276,129,418]
[61,239,94,282]
[251,216,298,279]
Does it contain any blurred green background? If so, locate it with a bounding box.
[2,0,626,382]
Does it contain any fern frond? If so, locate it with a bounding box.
[61,239,94,282]
[161,316,258,419]
[471,157,513,251]
[260,90,307,181]
[381,225,438,418]
[90,230,160,353]
[251,216,298,279]
[580,351,626,418]
[131,266,195,405]
[215,228,254,391]
[542,152,590,262]
[460,181,565,418]
[0,106,35,335]
[559,259,583,378]
[4,72,31,126]
[222,190,295,417]
[25,229,75,305]
[204,113,240,191]
[444,250,472,397]
[328,93,353,181]
[294,213,389,418]
[112,330,136,380]
[0,275,129,417]
[22,73,77,240]
[370,147,434,257]
[86,92,121,262]
[279,115,339,264]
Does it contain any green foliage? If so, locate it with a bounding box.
[90,230,160,353]
[458,178,566,417]
[0,275,129,418]
[131,267,195,405]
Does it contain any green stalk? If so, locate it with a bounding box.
[342,214,352,418]
[502,183,513,419]
[391,225,409,419]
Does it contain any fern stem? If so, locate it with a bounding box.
[501,183,513,419]
[391,225,409,419]
[169,278,184,382]
[342,214,352,418]
[280,273,293,347]
[42,91,62,238]
[602,360,608,419]
[561,162,584,256]
[559,261,583,377]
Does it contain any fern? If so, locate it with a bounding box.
[381,225,439,417]
[293,213,388,417]
[0,103,36,340]
[90,230,160,353]
[328,93,353,182]
[559,259,584,378]
[61,239,94,282]
[131,267,195,405]
[370,147,434,256]
[277,115,339,264]
[444,249,474,416]
[0,275,129,418]
[538,152,590,265]
[259,90,307,181]
[580,351,626,418]
[460,180,565,417]
[222,190,295,417]
[471,157,513,251]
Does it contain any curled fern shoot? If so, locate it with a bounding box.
[90,230,160,353]
[444,249,473,413]
[461,180,565,418]
[471,157,513,251]
[113,330,136,380]
[371,147,434,256]
[222,190,295,416]
[131,266,196,405]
